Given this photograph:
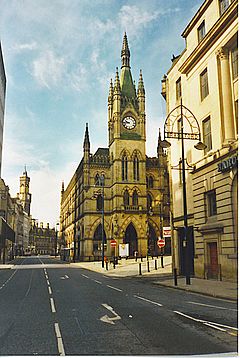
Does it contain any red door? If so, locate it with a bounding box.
[208,242,218,279]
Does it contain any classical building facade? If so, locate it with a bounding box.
[162,0,238,281]
[0,42,6,176]
[60,34,170,261]
[29,221,56,255]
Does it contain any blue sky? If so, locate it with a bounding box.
[0,0,201,227]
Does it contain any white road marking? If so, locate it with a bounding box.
[48,286,52,295]
[45,275,49,280]
[54,323,65,356]
[50,298,56,313]
[188,301,238,312]
[100,303,121,325]
[65,275,69,279]
[47,280,50,286]
[107,285,122,292]
[81,274,89,279]
[0,270,17,290]
[134,295,163,307]
[93,279,102,284]
[174,311,238,333]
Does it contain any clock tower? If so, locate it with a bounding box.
[108,33,147,255]
[17,167,32,215]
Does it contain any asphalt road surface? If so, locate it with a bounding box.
[0,256,237,356]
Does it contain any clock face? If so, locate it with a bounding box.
[122,116,136,130]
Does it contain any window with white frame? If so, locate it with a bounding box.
[200,68,209,100]
[202,117,212,154]
[176,77,182,101]
[197,20,206,42]
[219,0,230,15]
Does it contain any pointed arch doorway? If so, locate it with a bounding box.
[124,223,138,257]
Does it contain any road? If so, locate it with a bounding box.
[0,256,237,356]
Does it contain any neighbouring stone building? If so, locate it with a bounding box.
[0,41,6,176]
[60,34,170,261]
[29,220,56,255]
[162,0,238,281]
[0,169,32,261]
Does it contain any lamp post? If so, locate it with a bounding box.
[160,99,206,285]
[55,223,59,257]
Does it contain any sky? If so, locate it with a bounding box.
[0,0,201,227]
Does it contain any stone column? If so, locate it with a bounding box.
[217,47,235,143]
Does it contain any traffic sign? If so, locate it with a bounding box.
[110,239,117,247]
[163,226,171,238]
[157,238,165,248]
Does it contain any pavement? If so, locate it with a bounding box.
[70,256,238,302]
[0,256,237,301]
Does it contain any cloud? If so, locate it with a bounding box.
[70,63,89,92]
[119,5,160,37]
[32,50,65,89]
[11,41,38,53]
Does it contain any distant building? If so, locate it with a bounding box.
[60,34,170,261]
[17,168,32,215]
[0,42,6,176]
[162,0,238,281]
[29,221,56,255]
[0,178,15,262]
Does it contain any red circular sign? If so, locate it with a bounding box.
[110,239,117,247]
[157,239,165,248]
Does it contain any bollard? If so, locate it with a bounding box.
[147,260,150,272]
[139,263,142,275]
[161,255,164,268]
[174,268,178,286]
[155,259,157,270]
[106,261,108,271]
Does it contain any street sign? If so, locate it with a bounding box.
[110,239,117,247]
[119,243,129,257]
[157,238,165,248]
[163,226,171,238]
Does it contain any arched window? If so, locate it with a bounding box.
[133,155,139,181]
[95,174,104,186]
[122,154,128,181]
[96,194,103,211]
[123,190,130,206]
[132,190,138,206]
[149,176,154,188]
[95,173,100,185]
[93,224,106,252]
[147,194,152,211]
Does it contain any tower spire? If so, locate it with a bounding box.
[114,67,121,94]
[137,69,145,95]
[121,32,130,68]
[108,78,114,99]
[83,123,90,150]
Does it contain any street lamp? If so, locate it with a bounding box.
[93,174,105,269]
[160,99,206,285]
[55,223,59,257]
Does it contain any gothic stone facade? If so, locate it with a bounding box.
[60,34,170,260]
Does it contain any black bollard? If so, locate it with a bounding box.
[174,268,178,286]
[106,261,108,270]
[155,259,157,270]
[161,255,164,268]
[147,261,150,272]
[139,263,142,275]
